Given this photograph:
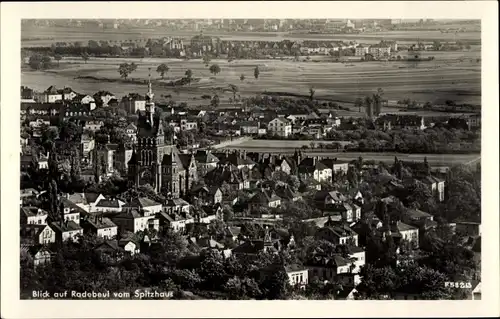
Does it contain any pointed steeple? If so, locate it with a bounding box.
[146,67,154,102]
[145,68,155,126]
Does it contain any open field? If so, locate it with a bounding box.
[21,26,481,47]
[231,139,354,149]
[22,49,481,107]
[221,141,481,167]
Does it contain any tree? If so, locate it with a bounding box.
[254,66,260,79]
[118,63,137,80]
[29,54,52,70]
[184,69,193,83]
[240,74,245,81]
[198,250,227,290]
[156,63,169,79]
[356,264,399,299]
[210,94,220,108]
[309,87,316,101]
[354,97,364,113]
[224,277,261,299]
[41,125,59,152]
[372,88,384,116]
[209,64,221,77]
[228,84,239,102]
[59,120,82,142]
[364,96,373,118]
[81,52,89,64]
[261,266,290,299]
[54,54,62,67]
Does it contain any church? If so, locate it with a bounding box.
[127,73,187,198]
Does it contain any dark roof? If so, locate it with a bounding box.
[50,220,82,233]
[232,240,272,255]
[95,240,124,252]
[85,217,117,229]
[165,198,190,207]
[249,190,280,205]
[195,150,220,164]
[320,223,358,238]
[96,198,122,208]
[84,193,102,204]
[161,147,185,169]
[299,158,330,172]
[284,263,307,273]
[392,221,417,232]
[124,197,161,208]
[406,208,433,219]
[306,254,350,267]
[113,209,144,219]
[178,154,194,170]
[320,158,350,168]
[20,207,48,217]
[422,175,444,184]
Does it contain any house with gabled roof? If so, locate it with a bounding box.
[43,86,63,103]
[390,221,419,248]
[190,185,223,206]
[248,189,281,211]
[320,158,350,174]
[21,224,56,245]
[315,190,349,206]
[125,123,137,143]
[403,208,436,230]
[268,117,292,137]
[315,220,359,246]
[164,197,190,214]
[123,197,162,216]
[156,210,194,233]
[50,220,83,242]
[299,158,332,183]
[111,208,158,233]
[94,197,126,213]
[81,215,118,239]
[25,245,53,268]
[194,150,220,176]
[59,87,78,101]
[64,192,106,213]
[324,202,361,223]
[306,253,354,282]
[232,236,278,258]
[93,90,116,107]
[20,206,48,225]
[421,175,445,202]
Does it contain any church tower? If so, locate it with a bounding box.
[128,69,185,196]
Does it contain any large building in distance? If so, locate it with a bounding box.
[127,73,187,198]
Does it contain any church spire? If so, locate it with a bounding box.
[146,68,154,101]
[146,68,155,127]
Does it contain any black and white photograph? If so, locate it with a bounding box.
[1,1,499,318]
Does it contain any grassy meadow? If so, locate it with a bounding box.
[22,48,481,112]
